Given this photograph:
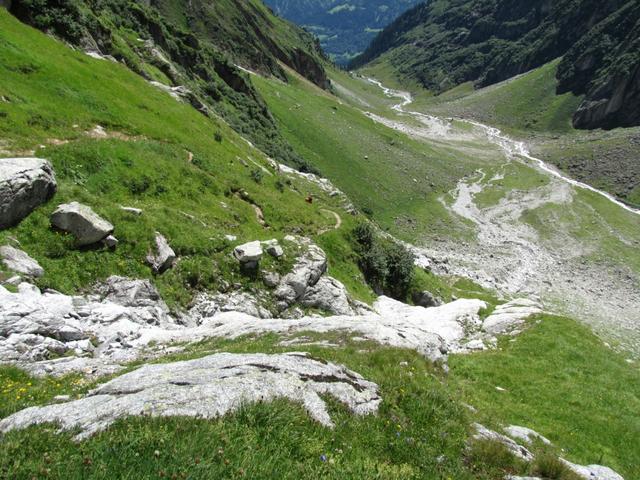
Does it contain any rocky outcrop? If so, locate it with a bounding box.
[0,276,544,376]
[412,290,443,308]
[572,65,640,129]
[473,423,534,461]
[94,276,169,313]
[503,425,551,445]
[189,291,273,321]
[482,298,543,335]
[560,460,624,480]
[495,424,625,480]
[0,158,56,229]
[300,276,357,316]
[274,242,327,308]
[50,202,113,246]
[0,277,175,374]
[0,352,381,439]
[145,232,176,274]
[0,245,44,277]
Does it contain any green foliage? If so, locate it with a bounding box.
[466,439,525,478]
[250,168,264,184]
[531,452,582,480]
[352,223,414,299]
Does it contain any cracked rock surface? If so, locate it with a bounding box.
[0,274,543,376]
[0,157,57,229]
[0,352,381,439]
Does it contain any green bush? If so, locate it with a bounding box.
[352,223,414,299]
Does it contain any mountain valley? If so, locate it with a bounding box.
[0,1,639,479]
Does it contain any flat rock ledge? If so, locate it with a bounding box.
[0,352,381,440]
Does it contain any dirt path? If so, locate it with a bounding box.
[318,209,342,234]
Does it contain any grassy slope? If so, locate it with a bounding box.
[252,66,506,244]
[450,315,640,478]
[0,9,371,306]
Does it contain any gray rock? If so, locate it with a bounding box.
[0,158,57,229]
[95,276,168,312]
[560,459,625,480]
[262,239,284,258]
[472,423,534,461]
[267,244,284,258]
[262,271,281,288]
[0,353,381,439]
[119,206,142,216]
[300,276,356,315]
[145,232,176,274]
[275,243,327,305]
[189,291,273,321]
[0,245,44,277]
[504,425,551,445]
[483,298,543,335]
[103,235,118,248]
[412,290,443,308]
[50,202,113,246]
[233,241,262,263]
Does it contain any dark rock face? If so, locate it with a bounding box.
[412,290,443,308]
[352,0,640,130]
[557,1,640,129]
[573,66,640,129]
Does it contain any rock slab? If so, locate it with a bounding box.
[0,352,381,440]
[146,232,176,274]
[0,245,44,277]
[50,202,113,246]
[0,158,57,229]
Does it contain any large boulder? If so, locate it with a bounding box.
[275,243,327,305]
[233,241,263,264]
[300,276,356,315]
[0,245,44,277]
[412,290,443,308]
[0,158,57,229]
[50,202,113,246]
[145,232,176,274]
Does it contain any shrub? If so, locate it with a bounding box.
[250,169,263,184]
[352,223,414,299]
[531,452,582,480]
[466,439,525,476]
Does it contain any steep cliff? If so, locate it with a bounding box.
[350,0,640,130]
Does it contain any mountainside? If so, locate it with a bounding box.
[350,0,640,130]
[6,0,328,171]
[263,0,421,65]
[1,2,640,479]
